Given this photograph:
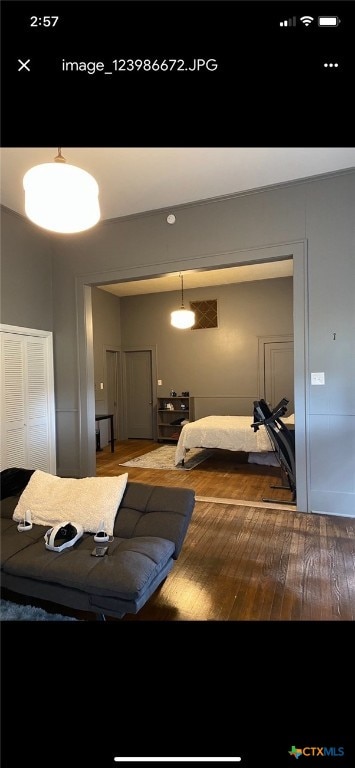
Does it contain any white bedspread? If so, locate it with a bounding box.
[174,414,294,465]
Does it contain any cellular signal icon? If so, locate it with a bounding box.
[300,16,314,26]
[280,17,296,27]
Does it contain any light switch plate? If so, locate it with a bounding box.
[311,372,325,385]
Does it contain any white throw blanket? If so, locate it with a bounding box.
[175,414,295,465]
[13,470,128,535]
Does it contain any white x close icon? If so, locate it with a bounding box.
[18,59,31,72]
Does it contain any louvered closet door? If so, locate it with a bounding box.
[26,337,51,470]
[1,331,55,472]
[1,334,27,468]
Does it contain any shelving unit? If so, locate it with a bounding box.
[157,396,194,443]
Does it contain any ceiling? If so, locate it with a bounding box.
[98,260,294,297]
[1,147,354,295]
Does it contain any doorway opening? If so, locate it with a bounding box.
[79,242,307,511]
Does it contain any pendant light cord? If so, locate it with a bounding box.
[180,273,185,308]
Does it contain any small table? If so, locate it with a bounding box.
[95,414,114,453]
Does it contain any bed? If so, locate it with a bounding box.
[174,413,295,466]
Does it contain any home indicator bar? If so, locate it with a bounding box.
[114,757,242,763]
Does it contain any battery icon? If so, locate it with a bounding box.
[318,16,340,27]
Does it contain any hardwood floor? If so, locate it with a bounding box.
[4,441,354,622]
[96,439,296,507]
[94,440,355,621]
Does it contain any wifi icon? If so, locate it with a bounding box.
[300,16,314,26]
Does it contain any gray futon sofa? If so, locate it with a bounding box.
[0,469,195,620]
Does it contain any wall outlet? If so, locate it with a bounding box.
[311,372,325,385]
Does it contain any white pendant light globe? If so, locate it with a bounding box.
[170,273,195,329]
[23,150,100,234]
[171,309,196,329]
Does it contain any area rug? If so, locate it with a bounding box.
[119,445,215,470]
[0,599,79,621]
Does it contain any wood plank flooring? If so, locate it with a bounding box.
[94,440,355,621]
[96,439,296,507]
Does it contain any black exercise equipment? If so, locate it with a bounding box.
[252,398,296,505]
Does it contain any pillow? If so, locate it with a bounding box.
[13,470,128,535]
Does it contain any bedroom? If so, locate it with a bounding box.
[91,262,296,507]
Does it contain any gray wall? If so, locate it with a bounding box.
[0,209,53,331]
[1,169,354,516]
[119,277,294,414]
[305,177,355,514]
[92,277,293,443]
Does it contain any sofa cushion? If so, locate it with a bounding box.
[1,494,21,519]
[2,530,175,601]
[12,470,128,535]
[1,518,45,563]
[114,482,195,557]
